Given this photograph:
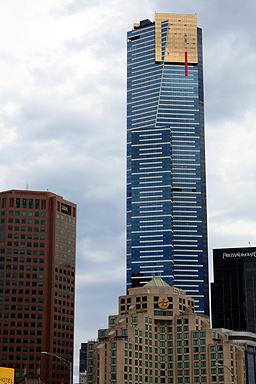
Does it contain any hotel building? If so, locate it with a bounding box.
[85,277,245,384]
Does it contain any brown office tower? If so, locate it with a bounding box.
[0,190,76,384]
[86,277,246,384]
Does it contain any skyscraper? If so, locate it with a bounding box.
[211,246,256,333]
[127,14,208,314]
[0,190,76,384]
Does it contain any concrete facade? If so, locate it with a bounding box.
[86,277,245,383]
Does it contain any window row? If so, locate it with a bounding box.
[55,253,75,262]
[0,265,44,272]
[0,310,43,318]
[0,346,41,352]
[56,229,75,239]
[3,226,45,232]
[54,283,74,292]
[4,241,45,246]
[0,292,43,300]
[1,329,42,335]
[0,250,45,255]
[1,321,43,327]
[1,198,46,210]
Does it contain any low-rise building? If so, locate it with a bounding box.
[214,329,256,383]
[79,372,86,384]
[85,277,246,383]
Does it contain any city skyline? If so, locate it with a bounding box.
[126,14,208,314]
[0,0,256,381]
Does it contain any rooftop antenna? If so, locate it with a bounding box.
[26,183,28,190]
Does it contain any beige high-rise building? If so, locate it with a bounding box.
[86,277,246,384]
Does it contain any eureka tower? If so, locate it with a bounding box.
[126,13,209,314]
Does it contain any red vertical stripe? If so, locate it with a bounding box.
[185,51,188,76]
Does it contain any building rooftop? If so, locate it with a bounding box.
[144,276,170,287]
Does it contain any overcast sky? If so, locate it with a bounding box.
[1,0,256,380]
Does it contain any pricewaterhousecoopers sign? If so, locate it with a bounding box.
[223,251,256,259]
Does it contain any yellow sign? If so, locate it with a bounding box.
[0,367,15,384]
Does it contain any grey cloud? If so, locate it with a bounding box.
[51,0,101,16]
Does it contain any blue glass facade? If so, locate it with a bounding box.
[127,16,209,314]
